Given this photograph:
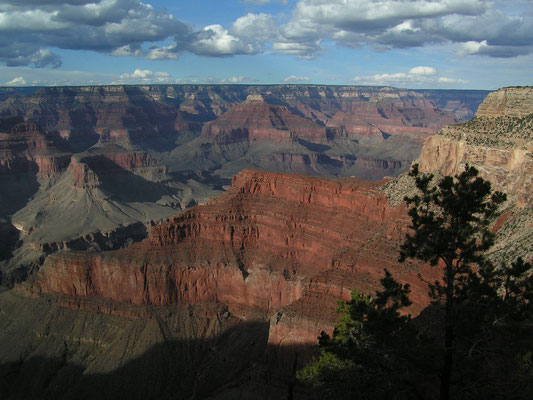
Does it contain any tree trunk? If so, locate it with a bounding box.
[440,262,455,400]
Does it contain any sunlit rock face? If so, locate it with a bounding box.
[418,86,533,206]
[417,86,533,265]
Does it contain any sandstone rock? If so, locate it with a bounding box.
[418,86,533,206]
[202,96,328,143]
[31,170,438,362]
[476,86,533,118]
[416,86,533,265]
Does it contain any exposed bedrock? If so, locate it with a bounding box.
[416,86,533,264]
[418,86,533,206]
[0,85,493,397]
[476,86,533,118]
[30,170,437,363]
[202,95,331,143]
[0,120,70,176]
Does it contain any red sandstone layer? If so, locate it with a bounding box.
[32,170,439,350]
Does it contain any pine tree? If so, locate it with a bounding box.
[298,165,533,399]
[399,164,507,400]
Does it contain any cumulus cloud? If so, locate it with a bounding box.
[118,69,174,83]
[220,76,247,83]
[189,24,257,56]
[0,0,531,69]
[353,66,467,86]
[200,76,258,84]
[457,39,533,58]
[231,13,278,42]
[437,77,467,84]
[0,0,191,67]
[0,1,280,66]
[409,66,437,76]
[5,76,27,86]
[120,69,153,79]
[275,0,533,58]
[272,40,322,59]
[283,75,310,82]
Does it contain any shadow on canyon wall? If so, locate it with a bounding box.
[0,318,314,400]
[0,173,40,218]
[83,155,170,203]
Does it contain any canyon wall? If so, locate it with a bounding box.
[0,85,487,284]
[27,169,438,384]
[418,87,533,205]
[3,167,442,398]
[417,86,533,263]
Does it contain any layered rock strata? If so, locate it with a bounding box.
[30,170,438,369]
[202,95,331,143]
[418,86,533,206]
[417,86,533,263]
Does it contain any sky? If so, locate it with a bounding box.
[0,0,531,89]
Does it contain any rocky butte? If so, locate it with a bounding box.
[4,86,526,399]
[0,85,487,286]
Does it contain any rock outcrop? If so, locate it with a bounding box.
[476,87,533,118]
[417,86,533,264]
[7,86,533,399]
[418,86,533,205]
[202,95,330,143]
[0,119,69,177]
[32,170,436,350]
[0,168,441,398]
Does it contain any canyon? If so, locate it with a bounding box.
[3,85,531,399]
[0,85,487,286]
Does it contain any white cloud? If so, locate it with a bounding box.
[353,66,467,87]
[275,0,533,58]
[0,0,531,69]
[189,24,257,56]
[146,44,180,60]
[272,40,322,59]
[231,13,278,42]
[120,69,153,79]
[5,76,26,86]
[458,40,489,56]
[409,66,437,76]
[200,75,258,84]
[283,75,310,82]
[118,69,175,83]
[0,65,116,86]
[438,77,467,84]
[110,45,143,57]
[0,0,189,67]
[221,76,246,83]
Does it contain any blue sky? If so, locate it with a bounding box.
[0,0,531,89]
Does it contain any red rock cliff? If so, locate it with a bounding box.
[32,170,438,354]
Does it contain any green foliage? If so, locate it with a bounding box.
[299,165,533,400]
[400,163,506,270]
[298,274,433,400]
